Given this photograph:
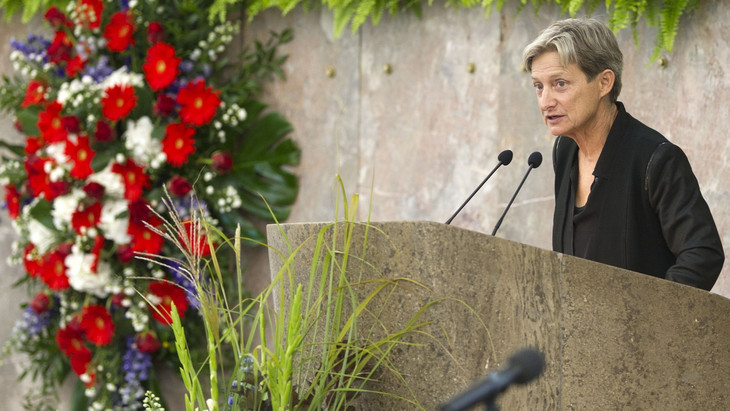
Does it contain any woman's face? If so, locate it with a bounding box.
[530,51,605,138]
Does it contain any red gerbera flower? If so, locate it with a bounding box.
[177,79,221,126]
[71,201,102,235]
[101,84,137,121]
[162,122,195,167]
[40,249,71,290]
[37,101,67,143]
[25,155,66,201]
[65,136,96,179]
[77,0,104,29]
[56,319,86,356]
[142,42,180,91]
[65,55,85,78]
[128,215,164,255]
[80,304,115,346]
[25,136,45,155]
[148,280,189,325]
[23,244,42,278]
[21,79,48,108]
[4,185,21,219]
[111,159,150,201]
[70,349,96,386]
[104,11,135,52]
[47,31,73,64]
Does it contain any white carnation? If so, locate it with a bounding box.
[88,165,125,198]
[65,251,112,297]
[28,219,55,254]
[46,142,70,165]
[100,199,131,244]
[52,189,84,229]
[124,116,161,165]
[101,66,144,89]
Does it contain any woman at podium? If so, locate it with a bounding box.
[521,18,724,290]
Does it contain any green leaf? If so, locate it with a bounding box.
[70,378,89,411]
[29,199,55,230]
[0,139,25,158]
[17,107,40,137]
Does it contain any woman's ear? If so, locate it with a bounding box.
[598,69,616,98]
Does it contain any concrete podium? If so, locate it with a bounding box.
[266,221,730,410]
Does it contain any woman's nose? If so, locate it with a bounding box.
[539,88,554,111]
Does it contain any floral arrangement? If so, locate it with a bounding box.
[0,0,298,409]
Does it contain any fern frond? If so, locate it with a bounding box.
[659,0,690,52]
[568,0,586,17]
[351,0,377,32]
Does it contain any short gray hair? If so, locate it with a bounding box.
[522,18,623,103]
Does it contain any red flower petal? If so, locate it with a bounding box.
[161,122,196,167]
[101,84,137,121]
[143,43,180,91]
[103,11,135,52]
[177,79,220,126]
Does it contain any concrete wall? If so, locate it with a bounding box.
[0,0,728,408]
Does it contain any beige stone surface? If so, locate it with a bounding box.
[267,221,730,410]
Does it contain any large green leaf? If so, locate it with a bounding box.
[17,107,40,136]
[0,140,25,158]
[210,104,300,238]
[29,198,55,231]
[236,112,295,161]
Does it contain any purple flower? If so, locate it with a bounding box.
[119,337,152,406]
[83,55,114,82]
[10,34,51,63]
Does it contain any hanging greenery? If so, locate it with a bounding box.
[220,0,700,60]
[0,0,702,59]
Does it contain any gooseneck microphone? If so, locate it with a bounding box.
[445,150,513,225]
[491,151,542,236]
[439,347,545,411]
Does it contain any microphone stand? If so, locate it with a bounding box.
[492,152,542,236]
[446,150,512,225]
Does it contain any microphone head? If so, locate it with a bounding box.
[528,151,543,168]
[498,150,513,166]
[507,348,545,384]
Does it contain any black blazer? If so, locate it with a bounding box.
[553,102,724,290]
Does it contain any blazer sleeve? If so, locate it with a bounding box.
[645,142,725,290]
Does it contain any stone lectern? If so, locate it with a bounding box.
[266,221,730,410]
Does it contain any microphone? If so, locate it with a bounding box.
[439,347,545,411]
[445,150,513,225]
[491,151,542,236]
